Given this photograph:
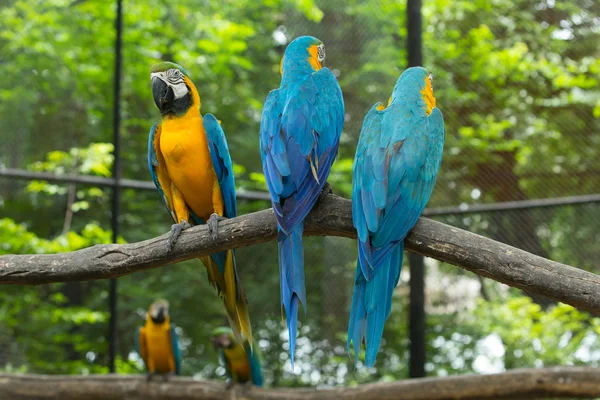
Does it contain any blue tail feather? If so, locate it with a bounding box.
[348,242,404,367]
[278,225,306,367]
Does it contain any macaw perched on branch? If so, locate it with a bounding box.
[348,67,444,367]
[148,62,252,345]
[211,327,263,387]
[137,299,181,379]
[260,36,344,364]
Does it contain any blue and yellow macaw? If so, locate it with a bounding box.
[260,36,344,364]
[137,299,181,378]
[211,327,263,387]
[348,67,444,367]
[148,62,252,345]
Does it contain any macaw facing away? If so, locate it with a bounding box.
[211,327,263,387]
[148,62,252,345]
[348,67,444,367]
[260,36,344,364]
[137,299,181,378]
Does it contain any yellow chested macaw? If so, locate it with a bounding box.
[260,36,344,365]
[211,327,263,387]
[148,62,252,345]
[137,299,181,379]
[348,67,445,366]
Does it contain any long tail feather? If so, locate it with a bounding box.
[278,225,306,367]
[202,250,253,348]
[348,241,403,367]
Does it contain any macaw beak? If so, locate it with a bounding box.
[210,334,231,349]
[150,305,167,323]
[151,76,174,113]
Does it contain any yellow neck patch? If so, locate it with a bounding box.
[420,77,436,115]
[184,76,201,110]
[308,45,322,71]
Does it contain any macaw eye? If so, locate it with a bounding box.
[167,68,184,84]
[317,44,325,62]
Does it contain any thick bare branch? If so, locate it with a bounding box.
[1,368,599,399]
[0,194,599,315]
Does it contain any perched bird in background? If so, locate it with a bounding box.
[211,327,263,387]
[348,67,444,367]
[260,36,344,365]
[137,299,181,379]
[148,62,252,345]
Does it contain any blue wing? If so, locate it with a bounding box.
[218,349,232,380]
[245,341,263,387]
[203,114,237,219]
[170,324,182,375]
[349,101,444,366]
[260,68,344,233]
[148,123,176,222]
[353,104,445,278]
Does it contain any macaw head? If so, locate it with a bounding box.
[280,36,326,77]
[387,66,436,115]
[150,61,199,118]
[148,299,170,324]
[210,327,235,349]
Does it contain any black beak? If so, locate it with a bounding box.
[152,77,174,112]
[210,334,231,349]
[151,306,167,323]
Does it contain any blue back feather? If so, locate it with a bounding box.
[349,67,445,366]
[260,36,344,366]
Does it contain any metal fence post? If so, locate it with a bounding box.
[108,0,123,374]
[407,0,426,379]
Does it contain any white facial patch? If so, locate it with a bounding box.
[150,302,169,319]
[428,73,434,89]
[150,307,160,319]
[317,44,325,62]
[150,69,189,100]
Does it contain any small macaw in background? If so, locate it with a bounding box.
[348,67,444,367]
[211,327,263,387]
[260,36,344,365]
[148,62,253,345]
[137,299,181,379]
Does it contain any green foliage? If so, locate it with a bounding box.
[0,218,113,374]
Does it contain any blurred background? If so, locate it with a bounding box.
[1,0,599,387]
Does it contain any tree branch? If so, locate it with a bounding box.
[0,194,599,315]
[1,368,599,399]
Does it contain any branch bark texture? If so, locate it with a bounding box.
[0,194,599,315]
[0,368,599,400]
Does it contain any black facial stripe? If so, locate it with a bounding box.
[166,69,184,84]
[161,91,193,117]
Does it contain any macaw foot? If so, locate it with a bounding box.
[225,379,235,390]
[146,372,155,382]
[161,372,172,382]
[318,181,332,204]
[166,221,192,254]
[207,213,227,241]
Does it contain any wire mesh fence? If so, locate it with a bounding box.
[0,0,599,387]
